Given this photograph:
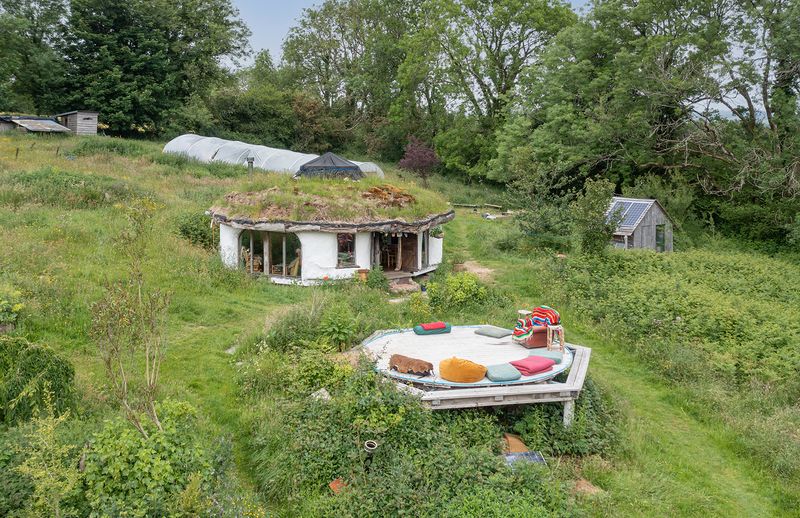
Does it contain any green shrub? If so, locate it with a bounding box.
[175,211,214,250]
[320,303,357,352]
[84,400,213,517]
[2,168,144,208]
[2,337,75,426]
[0,284,24,326]
[73,138,147,157]
[365,266,389,291]
[427,272,490,310]
[510,378,618,457]
[264,299,325,353]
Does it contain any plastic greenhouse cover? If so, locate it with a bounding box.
[163,134,385,177]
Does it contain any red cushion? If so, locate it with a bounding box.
[420,321,446,331]
[509,356,556,376]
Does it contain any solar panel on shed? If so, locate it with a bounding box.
[621,202,649,227]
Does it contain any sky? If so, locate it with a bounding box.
[232,0,590,65]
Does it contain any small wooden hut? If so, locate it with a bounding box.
[54,110,99,135]
[607,197,674,252]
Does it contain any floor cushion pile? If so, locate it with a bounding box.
[474,325,513,338]
[485,363,522,382]
[439,357,487,383]
[413,322,452,335]
[509,356,556,376]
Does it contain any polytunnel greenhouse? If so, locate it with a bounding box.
[163,134,384,177]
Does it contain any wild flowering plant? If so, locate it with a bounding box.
[0,285,24,326]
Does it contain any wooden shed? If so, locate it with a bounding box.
[607,197,674,252]
[55,110,99,136]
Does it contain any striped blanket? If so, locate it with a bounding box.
[512,306,560,343]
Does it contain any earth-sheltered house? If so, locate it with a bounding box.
[162,135,453,285]
[208,182,454,285]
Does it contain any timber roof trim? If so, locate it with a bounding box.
[209,208,455,234]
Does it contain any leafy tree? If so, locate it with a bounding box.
[60,0,249,135]
[423,0,576,122]
[398,136,441,186]
[569,178,619,255]
[0,0,66,112]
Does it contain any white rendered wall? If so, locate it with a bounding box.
[430,237,443,266]
[219,224,241,268]
[355,233,371,269]
[297,231,372,281]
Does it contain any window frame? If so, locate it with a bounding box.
[336,233,357,268]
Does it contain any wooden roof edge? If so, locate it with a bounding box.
[209,209,456,233]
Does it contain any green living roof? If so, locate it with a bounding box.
[209,175,453,229]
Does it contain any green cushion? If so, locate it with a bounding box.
[485,363,522,382]
[474,326,513,339]
[528,349,564,364]
[413,323,452,335]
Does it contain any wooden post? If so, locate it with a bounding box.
[249,230,254,274]
[282,233,287,277]
[563,400,575,428]
[268,232,272,275]
[15,147,19,159]
[395,234,402,271]
[56,146,60,156]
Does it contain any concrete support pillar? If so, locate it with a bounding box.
[563,400,575,428]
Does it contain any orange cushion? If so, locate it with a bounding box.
[439,357,487,383]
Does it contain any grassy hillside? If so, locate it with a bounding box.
[1,134,798,516]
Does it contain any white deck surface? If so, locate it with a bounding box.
[363,325,573,388]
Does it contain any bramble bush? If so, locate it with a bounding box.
[248,366,574,516]
[509,378,618,456]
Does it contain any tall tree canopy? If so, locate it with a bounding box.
[60,0,249,135]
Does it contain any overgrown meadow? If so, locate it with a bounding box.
[0,134,798,517]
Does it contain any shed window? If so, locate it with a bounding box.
[655,225,666,252]
[337,234,357,268]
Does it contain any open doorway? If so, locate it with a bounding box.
[373,232,418,272]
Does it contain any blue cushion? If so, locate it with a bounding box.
[528,349,564,364]
[485,363,522,382]
[474,326,513,338]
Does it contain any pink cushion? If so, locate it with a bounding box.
[509,356,556,376]
[420,321,446,331]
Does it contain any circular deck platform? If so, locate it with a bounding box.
[363,325,573,388]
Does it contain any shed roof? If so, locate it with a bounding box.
[54,110,99,117]
[9,118,71,133]
[606,197,673,235]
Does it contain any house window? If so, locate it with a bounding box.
[337,233,357,268]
